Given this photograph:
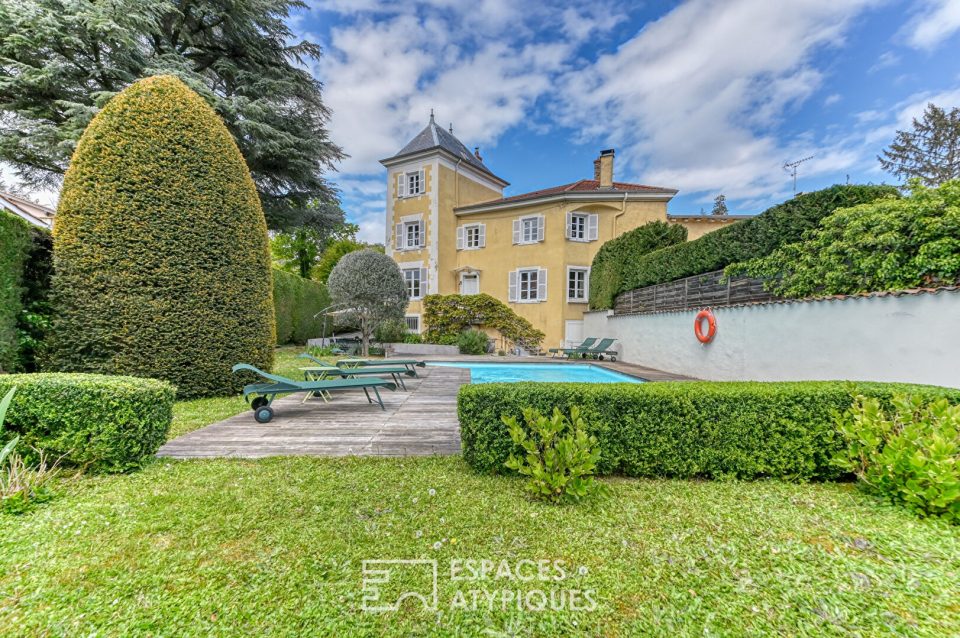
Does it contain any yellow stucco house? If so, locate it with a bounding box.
[381,114,742,349]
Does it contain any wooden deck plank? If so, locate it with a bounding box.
[157,358,690,459]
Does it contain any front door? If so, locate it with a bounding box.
[461,273,479,295]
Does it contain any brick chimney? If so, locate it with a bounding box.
[593,158,601,181]
[598,149,614,188]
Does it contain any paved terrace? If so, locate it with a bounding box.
[156,358,692,459]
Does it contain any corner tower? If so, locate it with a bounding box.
[380,113,508,333]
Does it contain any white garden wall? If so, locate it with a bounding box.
[584,289,960,388]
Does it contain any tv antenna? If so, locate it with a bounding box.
[783,155,814,194]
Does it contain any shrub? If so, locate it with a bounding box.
[403,333,423,344]
[0,211,31,372]
[457,329,489,355]
[272,269,330,345]
[504,406,606,503]
[47,76,274,398]
[0,373,175,473]
[423,293,545,351]
[589,221,687,309]
[374,318,409,344]
[313,238,371,283]
[604,185,899,303]
[16,226,53,372]
[729,180,960,298]
[458,380,960,479]
[327,249,408,355]
[834,394,960,523]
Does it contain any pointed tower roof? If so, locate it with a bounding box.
[381,113,509,186]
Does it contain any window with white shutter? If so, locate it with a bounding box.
[567,267,589,302]
[397,219,424,250]
[397,168,426,198]
[460,224,484,250]
[517,215,543,244]
[403,267,425,299]
[514,268,544,302]
[567,213,587,240]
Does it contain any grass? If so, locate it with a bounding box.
[1,456,959,636]
[3,346,960,636]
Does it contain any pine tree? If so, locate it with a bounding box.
[0,0,343,231]
[711,194,728,216]
[878,103,960,187]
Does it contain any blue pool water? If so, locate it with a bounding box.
[428,362,643,384]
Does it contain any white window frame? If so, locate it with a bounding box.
[456,223,485,250]
[508,267,548,303]
[396,168,426,198]
[566,212,599,242]
[395,217,425,251]
[404,314,421,333]
[402,267,427,300]
[566,266,590,303]
[512,215,545,245]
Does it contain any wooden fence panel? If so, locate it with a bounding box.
[613,270,776,315]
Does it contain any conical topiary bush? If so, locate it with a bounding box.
[49,75,275,397]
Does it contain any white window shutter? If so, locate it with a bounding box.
[538,268,548,301]
[537,215,545,242]
[565,211,573,239]
[478,224,486,247]
[397,173,406,198]
[418,221,425,247]
[420,268,428,296]
[512,219,521,244]
[508,270,518,302]
[588,214,599,241]
[418,168,425,193]
[394,223,403,250]
[456,226,464,250]
[584,267,591,298]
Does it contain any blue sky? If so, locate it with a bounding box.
[293,0,960,243]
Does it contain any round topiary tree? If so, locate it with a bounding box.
[327,249,408,355]
[49,75,275,398]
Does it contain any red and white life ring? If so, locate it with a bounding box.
[694,309,717,344]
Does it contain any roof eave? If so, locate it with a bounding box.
[454,189,677,215]
[380,147,510,187]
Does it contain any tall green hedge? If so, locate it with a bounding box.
[592,185,899,308]
[0,210,31,372]
[48,76,275,398]
[458,381,960,480]
[589,220,687,309]
[0,373,175,473]
[272,269,331,345]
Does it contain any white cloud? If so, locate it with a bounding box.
[904,0,960,50]
[863,87,960,145]
[554,0,882,200]
[868,50,900,73]
[823,93,842,106]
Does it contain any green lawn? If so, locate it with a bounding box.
[2,456,959,636]
[2,347,959,636]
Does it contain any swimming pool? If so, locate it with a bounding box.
[428,362,643,384]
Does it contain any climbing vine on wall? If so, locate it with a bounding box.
[423,293,545,351]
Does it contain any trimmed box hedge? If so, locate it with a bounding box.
[0,210,31,372]
[458,380,960,480]
[0,373,175,473]
[591,184,899,309]
[272,269,331,345]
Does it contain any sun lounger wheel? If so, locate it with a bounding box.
[251,396,268,410]
[254,405,274,423]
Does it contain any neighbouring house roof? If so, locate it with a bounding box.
[667,212,753,222]
[380,114,509,186]
[0,190,55,229]
[454,179,678,214]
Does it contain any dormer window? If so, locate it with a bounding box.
[397,169,426,198]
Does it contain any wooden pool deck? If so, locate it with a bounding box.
[156,359,692,459]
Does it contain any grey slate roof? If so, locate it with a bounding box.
[383,115,507,184]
